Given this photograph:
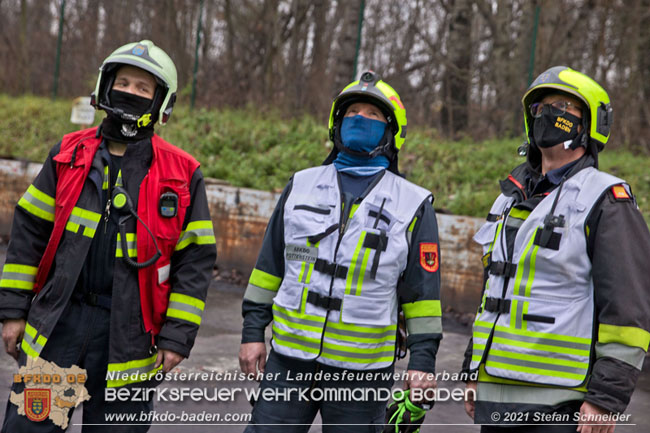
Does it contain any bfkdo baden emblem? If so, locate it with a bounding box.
[419,242,439,272]
[25,389,51,422]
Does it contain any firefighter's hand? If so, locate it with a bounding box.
[2,318,25,361]
[155,348,185,373]
[404,369,437,402]
[239,342,266,377]
[464,381,477,420]
[576,401,616,433]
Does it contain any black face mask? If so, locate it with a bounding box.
[101,90,155,143]
[532,106,582,149]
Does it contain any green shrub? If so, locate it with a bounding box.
[1,94,648,222]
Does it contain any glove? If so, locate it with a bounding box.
[383,390,427,433]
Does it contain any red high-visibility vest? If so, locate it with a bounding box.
[34,126,200,335]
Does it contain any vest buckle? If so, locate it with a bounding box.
[489,261,517,278]
[306,291,342,311]
[484,297,511,314]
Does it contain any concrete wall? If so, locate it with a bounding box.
[0,158,484,313]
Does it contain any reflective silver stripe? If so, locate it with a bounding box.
[506,218,525,229]
[493,330,591,351]
[177,228,214,244]
[515,300,523,329]
[406,317,442,334]
[477,382,586,405]
[487,354,587,375]
[325,324,396,340]
[273,306,324,329]
[322,343,394,360]
[244,283,277,304]
[23,333,44,355]
[595,342,646,370]
[69,213,99,230]
[273,330,321,350]
[1,272,35,282]
[167,301,203,318]
[474,325,493,334]
[22,190,55,215]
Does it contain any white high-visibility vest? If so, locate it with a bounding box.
[470,167,627,387]
[272,164,432,370]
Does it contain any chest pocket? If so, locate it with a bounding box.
[287,199,337,241]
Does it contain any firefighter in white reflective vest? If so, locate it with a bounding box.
[239,71,442,432]
[462,66,650,433]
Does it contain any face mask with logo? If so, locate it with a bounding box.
[101,89,155,143]
[532,105,582,149]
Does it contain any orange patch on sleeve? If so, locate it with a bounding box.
[611,185,630,200]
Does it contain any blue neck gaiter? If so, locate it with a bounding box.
[333,115,389,173]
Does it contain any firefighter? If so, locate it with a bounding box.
[239,71,442,432]
[462,66,650,433]
[0,40,216,431]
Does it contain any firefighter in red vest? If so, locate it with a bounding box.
[0,40,216,431]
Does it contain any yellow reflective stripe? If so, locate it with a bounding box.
[355,247,372,296]
[106,354,162,387]
[345,232,367,295]
[494,325,591,345]
[0,263,38,291]
[272,329,320,355]
[513,229,536,296]
[488,348,589,369]
[488,222,503,252]
[67,207,101,237]
[297,240,308,283]
[492,336,589,357]
[477,365,588,391]
[249,269,281,291]
[272,303,395,334]
[175,220,216,251]
[510,299,518,329]
[115,169,123,187]
[305,241,319,284]
[18,185,56,221]
[26,184,55,207]
[169,293,205,311]
[21,323,47,358]
[349,203,360,219]
[102,165,109,190]
[484,360,585,381]
[509,208,531,220]
[408,217,418,232]
[273,314,395,344]
[116,233,137,258]
[166,293,205,326]
[402,300,442,318]
[273,324,394,357]
[599,324,650,351]
[166,307,201,325]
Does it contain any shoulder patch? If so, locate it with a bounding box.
[611,185,631,200]
[419,243,439,273]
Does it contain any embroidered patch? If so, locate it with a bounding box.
[611,185,630,200]
[25,389,50,422]
[285,244,318,263]
[419,243,439,273]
